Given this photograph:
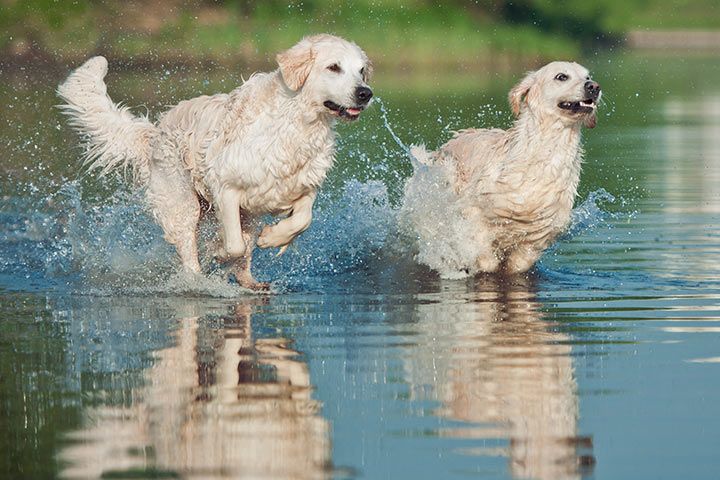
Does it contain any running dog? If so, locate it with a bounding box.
[58,35,373,289]
[405,62,601,277]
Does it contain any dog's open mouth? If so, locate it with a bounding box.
[324,100,364,120]
[558,98,596,114]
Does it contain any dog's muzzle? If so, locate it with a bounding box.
[324,86,373,121]
[558,80,601,115]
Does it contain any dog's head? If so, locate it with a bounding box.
[276,34,373,121]
[509,61,601,128]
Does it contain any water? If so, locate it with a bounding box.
[2,53,720,479]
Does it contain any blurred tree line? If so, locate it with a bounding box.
[219,0,644,43]
[217,0,715,36]
[0,0,716,62]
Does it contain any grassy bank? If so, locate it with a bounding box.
[2,0,719,71]
[2,1,579,70]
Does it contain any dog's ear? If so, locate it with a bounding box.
[508,71,537,117]
[277,37,316,91]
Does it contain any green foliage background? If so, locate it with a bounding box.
[1,0,718,68]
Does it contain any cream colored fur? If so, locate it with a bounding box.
[404,62,601,277]
[58,35,373,289]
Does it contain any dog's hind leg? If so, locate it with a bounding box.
[216,187,247,259]
[174,216,202,273]
[146,167,202,273]
[231,215,270,291]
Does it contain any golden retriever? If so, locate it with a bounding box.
[404,62,601,277]
[58,34,373,290]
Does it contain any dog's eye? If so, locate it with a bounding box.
[555,73,569,81]
[360,67,365,77]
[327,64,342,73]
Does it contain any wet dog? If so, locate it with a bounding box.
[405,62,601,277]
[58,35,373,289]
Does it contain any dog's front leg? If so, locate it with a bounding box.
[257,192,316,250]
[217,188,246,258]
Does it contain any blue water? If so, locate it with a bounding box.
[2,54,720,479]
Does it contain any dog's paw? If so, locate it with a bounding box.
[257,225,292,249]
[240,279,273,292]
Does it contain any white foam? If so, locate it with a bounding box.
[398,146,492,279]
[398,148,619,278]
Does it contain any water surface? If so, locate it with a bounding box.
[1,53,719,479]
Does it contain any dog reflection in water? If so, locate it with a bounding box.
[402,276,595,480]
[58,303,330,479]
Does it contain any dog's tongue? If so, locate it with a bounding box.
[346,108,362,116]
[584,112,597,129]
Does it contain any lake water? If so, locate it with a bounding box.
[1,53,719,479]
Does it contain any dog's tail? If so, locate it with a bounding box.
[58,56,156,183]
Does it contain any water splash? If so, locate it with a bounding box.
[2,180,177,294]
[0,98,626,296]
[375,98,416,165]
[253,179,396,290]
[397,155,629,280]
[375,97,411,155]
[396,151,479,280]
[0,177,400,296]
[564,188,618,239]
[0,175,625,295]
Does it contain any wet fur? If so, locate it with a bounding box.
[58,35,372,289]
[406,61,600,276]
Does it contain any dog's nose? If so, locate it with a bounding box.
[584,80,601,99]
[355,86,373,104]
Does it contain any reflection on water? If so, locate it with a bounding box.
[58,301,330,480]
[3,54,720,480]
[628,93,720,283]
[662,94,720,213]
[403,277,594,479]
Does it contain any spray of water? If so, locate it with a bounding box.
[375,97,413,159]
[0,102,627,296]
[396,154,485,279]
